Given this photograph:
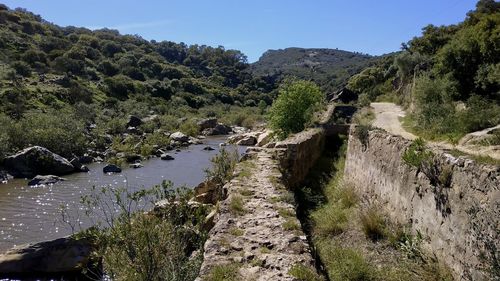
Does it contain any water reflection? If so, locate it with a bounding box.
[0,137,243,251]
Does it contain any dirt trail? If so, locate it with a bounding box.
[370,102,500,160]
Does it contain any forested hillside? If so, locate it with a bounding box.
[347,0,499,142]
[251,47,377,93]
[0,4,278,160]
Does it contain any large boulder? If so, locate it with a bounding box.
[202,124,232,136]
[28,175,66,186]
[70,158,89,173]
[0,237,92,275]
[4,147,75,178]
[256,130,273,147]
[126,115,143,128]
[103,164,121,173]
[170,132,189,142]
[236,134,258,146]
[197,118,218,131]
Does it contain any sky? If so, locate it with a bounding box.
[3,0,478,62]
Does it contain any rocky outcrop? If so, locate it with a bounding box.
[28,175,66,186]
[0,237,92,275]
[4,146,75,178]
[202,124,232,136]
[344,126,500,281]
[170,132,189,142]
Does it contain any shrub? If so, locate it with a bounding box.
[179,119,199,137]
[268,80,324,139]
[71,181,206,281]
[204,147,239,186]
[354,124,372,149]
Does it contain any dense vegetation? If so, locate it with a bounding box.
[268,80,325,139]
[0,4,278,160]
[251,47,376,94]
[347,0,500,142]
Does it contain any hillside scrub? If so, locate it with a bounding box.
[268,80,325,139]
[346,0,500,141]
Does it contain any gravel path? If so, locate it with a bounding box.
[370,102,500,160]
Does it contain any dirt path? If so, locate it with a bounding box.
[370,102,500,161]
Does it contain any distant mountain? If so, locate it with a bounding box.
[251,47,377,93]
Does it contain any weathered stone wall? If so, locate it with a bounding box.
[275,128,325,188]
[196,128,327,280]
[344,126,500,281]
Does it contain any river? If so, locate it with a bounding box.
[0,136,244,252]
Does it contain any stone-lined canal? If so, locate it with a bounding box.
[0,136,243,252]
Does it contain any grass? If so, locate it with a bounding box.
[206,263,241,281]
[277,207,295,218]
[259,247,271,254]
[237,161,256,179]
[352,106,375,126]
[317,240,376,281]
[360,206,386,241]
[283,218,301,231]
[311,204,349,236]
[229,227,244,237]
[229,195,246,216]
[239,188,254,197]
[288,264,325,281]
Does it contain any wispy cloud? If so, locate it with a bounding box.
[88,19,173,31]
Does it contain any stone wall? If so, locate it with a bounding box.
[196,128,327,280]
[275,128,325,188]
[344,126,500,280]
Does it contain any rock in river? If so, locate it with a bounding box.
[4,146,75,178]
[28,175,66,186]
[160,153,175,160]
[170,131,189,142]
[103,164,122,173]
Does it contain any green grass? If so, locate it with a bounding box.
[229,227,244,237]
[311,204,349,236]
[360,206,386,241]
[206,263,241,281]
[317,241,376,281]
[239,188,254,197]
[288,264,325,281]
[229,195,246,216]
[277,207,295,218]
[283,218,301,231]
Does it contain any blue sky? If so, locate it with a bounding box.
[3,0,478,62]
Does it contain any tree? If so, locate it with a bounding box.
[268,80,324,139]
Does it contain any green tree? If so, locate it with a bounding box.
[268,80,324,139]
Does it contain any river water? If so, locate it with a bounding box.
[0,136,243,252]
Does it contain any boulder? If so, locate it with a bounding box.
[0,237,92,274]
[160,153,175,160]
[197,118,218,131]
[126,115,143,128]
[103,164,121,173]
[256,130,273,147]
[203,146,215,151]
[78,155,94,164]
[237,135,257,146]
[170,132,189,142]
[70,158,89,173]
[188,137,202,145]
[202,124,232,136]
[4,146,75,178]
[28,175,66,186]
